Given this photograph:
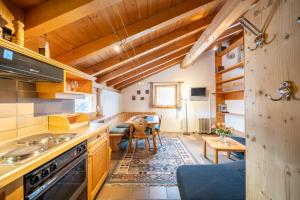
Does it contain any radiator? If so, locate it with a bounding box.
[199,118,210,133]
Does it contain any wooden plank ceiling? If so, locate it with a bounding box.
[13,0,243,90]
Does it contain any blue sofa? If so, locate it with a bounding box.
[176,161,245,200]
[231,136,246,159]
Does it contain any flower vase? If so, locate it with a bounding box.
[219,135,227,143]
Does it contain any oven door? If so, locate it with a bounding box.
[26,153,87,200]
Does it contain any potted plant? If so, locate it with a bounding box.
[211,123,234,143]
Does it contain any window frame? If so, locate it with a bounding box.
[151,82,181,109]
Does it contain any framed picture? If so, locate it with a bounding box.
[145,90,149,94]
[132,96,136,100]
[140,97,144,100]
[137,90,141,95]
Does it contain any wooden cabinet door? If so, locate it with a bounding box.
[0,178,23,200]
[88,137,109,200]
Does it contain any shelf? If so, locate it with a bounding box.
[218,112,244,117]
[217,82,244,89]
[225,112,244,117]
[216,75,244,84]
[216,89,244,94]
[217,62,244,74]
[37,71,93,99]
[217,37,243,57]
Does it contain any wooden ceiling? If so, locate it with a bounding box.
[12,0,243,90]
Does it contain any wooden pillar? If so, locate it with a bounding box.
[244,0,300,199]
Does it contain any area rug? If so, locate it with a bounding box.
[107,136,197,186]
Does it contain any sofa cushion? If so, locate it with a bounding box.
[176,161,245,200]
[116,123,130,128]
[109,127,129,134]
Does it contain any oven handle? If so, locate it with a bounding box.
[25,152,87,200]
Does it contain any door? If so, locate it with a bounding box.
[244,0,300,199]
[88,138,109,200]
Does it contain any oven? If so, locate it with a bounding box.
[24,141,87,200]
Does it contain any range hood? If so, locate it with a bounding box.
[0,46,64,82]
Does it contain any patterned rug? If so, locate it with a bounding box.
[107,136,197,186]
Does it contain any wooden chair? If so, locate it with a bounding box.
[154,115,163,146]
[133,117,150,151]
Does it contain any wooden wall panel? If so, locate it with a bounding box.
[244,0,300,199]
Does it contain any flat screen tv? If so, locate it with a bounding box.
[190,87,208,101]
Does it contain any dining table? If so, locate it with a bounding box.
[125,115,160,153]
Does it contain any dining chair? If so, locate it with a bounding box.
[133,117,150,151]
[154,115,163,146]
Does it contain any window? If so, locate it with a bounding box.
[151,82,182,108]
[75,94,96,113]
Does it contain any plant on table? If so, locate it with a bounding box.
[211,123,234,143]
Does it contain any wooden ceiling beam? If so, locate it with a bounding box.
[107,53,187,87]
[25,0,122,38]
[54,0,221,65]
[206,24,243,51]
[115,59,182,90]
[181,0,256,68]
[96,36,197,83]
[83,13,216,76]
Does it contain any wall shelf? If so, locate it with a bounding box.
[217,61,244,74]
[37,71,93,99]
[223,112,244,117]
[217,37,243,57]
[216,89,244,94]
[215,34,244,127]
[216,75,244,84]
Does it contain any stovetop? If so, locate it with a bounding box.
[0,133,77,165]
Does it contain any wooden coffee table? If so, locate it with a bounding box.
[202,136,246,164]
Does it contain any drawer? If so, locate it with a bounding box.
[88,128,109,148]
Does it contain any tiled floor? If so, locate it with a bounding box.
[96,133,238,200]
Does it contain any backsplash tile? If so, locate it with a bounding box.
[0,103,17,117]
[0,79,75,142]
[0,117,17,132]
[17,103,34,115]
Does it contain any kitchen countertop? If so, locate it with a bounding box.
[0,122,108,188]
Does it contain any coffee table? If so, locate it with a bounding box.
[202,136,246,164]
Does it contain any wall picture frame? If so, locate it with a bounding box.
[132,96,136,101]
[145,90,149,94]
[140,97,144,100]
[137,90,141,95]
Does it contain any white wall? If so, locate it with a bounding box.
[122,51,216,133]
[101,89,122,117]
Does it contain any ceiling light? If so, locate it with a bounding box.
[114,44,121,53]
[213,46,218,51]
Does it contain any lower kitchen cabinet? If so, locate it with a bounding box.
[87,129,110,200]
[0,178,23,200]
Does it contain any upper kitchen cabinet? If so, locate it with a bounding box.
[36,71,93,99]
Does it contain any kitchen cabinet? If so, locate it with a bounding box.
[36,71,93,99]
[0,178,23,200]
[87,128,110,200]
